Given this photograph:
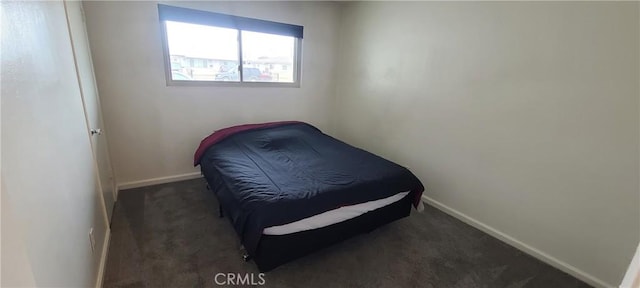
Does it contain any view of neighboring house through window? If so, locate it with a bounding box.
[241,31,295,82]
[159,5,302,85]
[166,21,239,81]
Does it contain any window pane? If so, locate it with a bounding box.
[165,21,239,81]
[241,31,295,83]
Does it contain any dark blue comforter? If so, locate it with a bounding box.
[198,122,424,256]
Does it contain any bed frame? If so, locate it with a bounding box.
[207,184,412,272]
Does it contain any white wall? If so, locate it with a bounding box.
[334,2,639,287]
[82,1,341,186]
[1,179,36,287]
[1,0,108,286]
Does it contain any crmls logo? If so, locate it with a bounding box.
[214,273,266,286]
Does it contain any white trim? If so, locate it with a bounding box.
[117,172,202,191]
[112,185,118,207]
[421,195,610,288]
[95,228,111,288]
[620,242,640,288]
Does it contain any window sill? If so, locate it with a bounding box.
[166,80,301,88]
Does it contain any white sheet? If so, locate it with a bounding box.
[262,191,410,235]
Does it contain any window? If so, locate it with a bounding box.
[158,5,303,86]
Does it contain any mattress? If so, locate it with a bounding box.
[263,191,410,235]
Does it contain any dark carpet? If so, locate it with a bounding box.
[104,179,590,288]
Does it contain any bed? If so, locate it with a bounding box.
[194,121,424,272]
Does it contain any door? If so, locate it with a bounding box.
[64,0,116,221]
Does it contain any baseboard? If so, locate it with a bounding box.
[95,228,111,288]
[421,195,610,288]
[117,172,202,191]
[620,243,640,288]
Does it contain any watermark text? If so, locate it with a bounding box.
[214,273,266,286]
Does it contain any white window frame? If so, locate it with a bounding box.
[158,5,303,88]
